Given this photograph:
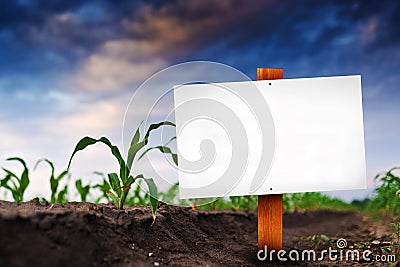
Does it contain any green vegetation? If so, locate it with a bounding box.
[366,166,400,215]
[364,165,400,256]
[67,121,175,219]
[91,172,112,203]
[306,234,332,250]
[0,157,30,202]
[0,128,399,223]
[75,178,90,202]
[390,222,400,255]
[157,183,351,212]
[35,158,69,204]
[283,192,353,212]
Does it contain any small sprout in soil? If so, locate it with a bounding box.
[354,242,370,249]
[391,221,400,254]
[1,157,30,202]
[306,234,331,250]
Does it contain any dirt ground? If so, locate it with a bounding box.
[0,199,396,267]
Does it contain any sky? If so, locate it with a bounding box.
[0,0,399,202]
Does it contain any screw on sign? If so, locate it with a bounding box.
[173,67,366,251]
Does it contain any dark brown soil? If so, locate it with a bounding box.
[0,199,396,267]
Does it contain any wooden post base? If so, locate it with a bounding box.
[258,194,282,250]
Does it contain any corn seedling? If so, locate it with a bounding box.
[75,178,91,202]
[307,234,331,250]
[138,136,178,165]
[125,180,152,206]
[35,159,69,203]
[67,121,175,220]
[0,157,30,202]
[159,182,179,204]
[92,172,111,203]
[367,167,400,215]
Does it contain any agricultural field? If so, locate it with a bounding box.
[0,123,399,266]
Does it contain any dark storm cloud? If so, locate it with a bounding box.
[0,0,135,75]
[0,1,85,27]
[0,0,399,87]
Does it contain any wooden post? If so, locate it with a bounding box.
[257,68,283,251]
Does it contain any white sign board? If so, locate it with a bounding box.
[174,76,366,199]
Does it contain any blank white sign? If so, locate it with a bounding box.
[174,75,366,199]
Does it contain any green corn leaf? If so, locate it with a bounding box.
[108,172,121,196]
[19,167,29,196]
[50,177,58,203]
[68,136,128,183]
[56,185,68,203]
[1,174,20,201]
[124,175,135,187]
[93,180,110,191]
[130,121,143,147]
[2,168,19,180]
[132,179,144,203]
[127,122,175,171]
[143,121,175,145]
[118,175,136,208]
[127,140,145,172]
[0,174,11,187]
[107,191,120,208]
[6,157,29,201]
[34,159,55,180]
[138,145,178,166]
[76,179,83,192]
[136,174,158,221]
[161,182,179,203]
[56,170,69,182]
[321,234,330,242]
[76,179,90,202]
[35,159,68,203]
[6,157,28,170]
[165,136,176,146]
[2,169,20,192]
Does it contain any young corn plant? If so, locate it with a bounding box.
[159,182,180,204]
[125,180,147,206]
[0,157,30,202]
[67,121,175,220]
[91,172,111,203]
[367,166,400,215]
[34,159,69,203]
[75,178,91,202]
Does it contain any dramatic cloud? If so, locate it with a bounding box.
[0,0,399,201]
